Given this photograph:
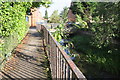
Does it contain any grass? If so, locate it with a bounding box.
[70,34,120,79]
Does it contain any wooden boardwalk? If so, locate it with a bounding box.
[1,27,49,80]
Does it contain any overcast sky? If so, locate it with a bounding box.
[39,0,71,17]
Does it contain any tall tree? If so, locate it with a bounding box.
[44,10,48,19]
[70,2,120,48]
[91,2,120,47]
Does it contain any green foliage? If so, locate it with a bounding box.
[32,0,51,8]
[75,14,88,28]
[44,10,48,19]
[52,23,64,42]
[71,35,120,75]
[0,2,30,37]
[49,10,60,23]
[0,2,30,69]
[0,1,52,69]
[70,2,97,28]
[60,6,68,23]
[70,2,120,48]
[91,2,120,48]
[69,2,120,77]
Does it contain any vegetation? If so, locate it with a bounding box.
[52,24,64,42]
[91,2,120,48]
[68,2,120,78]
[60,6,69,23]
[44,10,48,19]
[52,2,120,78]
[0,2,31,68]
[49,10,60,23]
[71,35,120,77]
[70,2,97,28]
[0,1,51,69]
[52,7,69,41]
[43,1,51,19]
[70,2,120,48]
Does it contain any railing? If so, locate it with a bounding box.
[41,25,86,80]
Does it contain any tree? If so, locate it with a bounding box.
[70,2,97,28]
[44,10,48,19]
[26,1,51,14]
[60,6,68,23]
[32,0,51,8]
[91,2,120,48]
[49,10,60,23]
[70,2,120,48]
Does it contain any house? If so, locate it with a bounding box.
[67,9,76,22]
[27,8,43,27]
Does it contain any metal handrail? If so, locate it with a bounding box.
[41,25,86,80]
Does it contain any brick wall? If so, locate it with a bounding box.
[30,8,42,27]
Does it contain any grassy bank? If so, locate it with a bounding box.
[70,34,120,78]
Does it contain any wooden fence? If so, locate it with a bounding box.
[41,25,86,80]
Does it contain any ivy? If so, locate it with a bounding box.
[0,1,51,68]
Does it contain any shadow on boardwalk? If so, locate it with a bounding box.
[1,27,50,80]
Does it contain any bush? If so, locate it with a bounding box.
[0,2,30,69]
[71,35,120,75]
[0,1,52,69]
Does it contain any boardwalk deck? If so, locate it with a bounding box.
[1,27,49,80]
